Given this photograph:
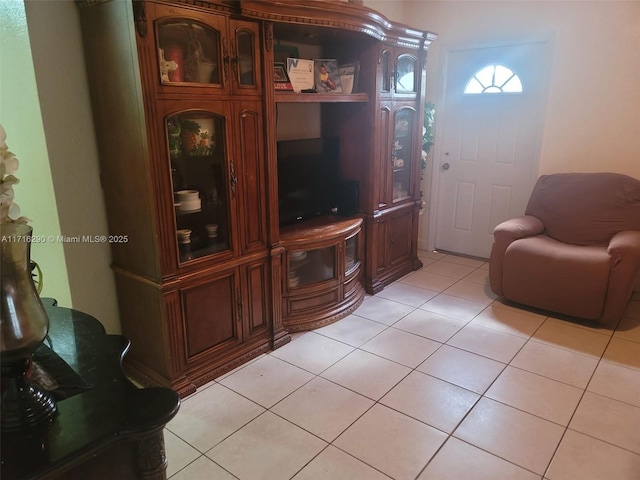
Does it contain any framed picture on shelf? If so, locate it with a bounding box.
[274,62,293,91]
[286,58,315,92]
[338,62,360,94]
[314,59,342,93]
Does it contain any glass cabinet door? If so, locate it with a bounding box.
[167,112,231,262]
[345,233,360,273]
[229,19,261,95]
[392,107,416,202]
[157,20,222,85]
[288,246,336,289]
[235,29,256,87]
[395,54,418,94]
[380,49,391,94]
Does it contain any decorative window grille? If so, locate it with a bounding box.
[464,65,523,94]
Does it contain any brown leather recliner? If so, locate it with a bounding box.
[489,172,640,324]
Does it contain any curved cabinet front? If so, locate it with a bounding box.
[280,216,365,332]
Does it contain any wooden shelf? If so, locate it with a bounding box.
[274,92,369,103]
[280,215,363,244]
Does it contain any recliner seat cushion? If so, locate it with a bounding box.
[503,235,610,319]
[525,173,640,246]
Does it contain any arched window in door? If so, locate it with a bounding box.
[464,65,523,94]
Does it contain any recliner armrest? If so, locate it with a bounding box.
[493,215,545,242]
[608,230,640,262]
[489,215,544,296]
[602,230,640,323]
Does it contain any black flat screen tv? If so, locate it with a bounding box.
[277,137,340,227]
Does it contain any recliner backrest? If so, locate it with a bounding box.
[524,172,640,246]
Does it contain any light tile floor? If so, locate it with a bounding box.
[165,251,640,480]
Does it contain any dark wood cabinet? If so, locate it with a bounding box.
[280,216,364,332]
[77,0,435,396]
[78,0,275,397]
[365,42,429,292]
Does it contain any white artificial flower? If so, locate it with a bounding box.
[0,124,28,224]
[1,151,19,176]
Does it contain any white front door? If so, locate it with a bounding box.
[432,42,550,258]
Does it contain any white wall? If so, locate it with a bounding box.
[23,0,120,333]
[1,1,72,308]
[367,0,640,247]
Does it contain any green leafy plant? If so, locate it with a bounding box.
[422,101,436,169]
[419,102,436,213]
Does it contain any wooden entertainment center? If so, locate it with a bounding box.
[77,0,436,396]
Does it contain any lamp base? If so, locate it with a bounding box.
[1,358,57,432]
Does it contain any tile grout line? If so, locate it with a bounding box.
[167,257,640,479]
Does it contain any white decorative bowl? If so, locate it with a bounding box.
[178,199,201,212]
[175,190,199,202]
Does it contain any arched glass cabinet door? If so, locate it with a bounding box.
[392,107,416,202]
[235,29,255,87]
[156,20,222,85]
[396,54,418,94]
[380,49,391,94]
[229,19,262,94]
[166,112,231,262]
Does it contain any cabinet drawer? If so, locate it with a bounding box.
[344,272,361,298]
[286,288,340,315]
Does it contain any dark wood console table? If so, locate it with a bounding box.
[1,299,181,479]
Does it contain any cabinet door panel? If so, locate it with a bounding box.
[244,259,271,338]
[379,48,392,97]
[395,53,418,95]
[345,232,360,274]
[288,246,337,290]
[182,270,241,359]
[164,106,235,263]
[392,106,417,203]
[235,102,267,254]
[156,20,222,86]
[376,104,392,208]
[152,4,226,92]
[388,210,413,267]
[375,219,389,275]
[230,19,262,95]
[287,288,341,315]
[378,46,419,98]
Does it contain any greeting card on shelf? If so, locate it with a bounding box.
[338,62,360,94]
[274,62,293,91]
[314,59,342,93]
[286,58,315,93]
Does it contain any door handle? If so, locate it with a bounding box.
[442,162,450,171]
